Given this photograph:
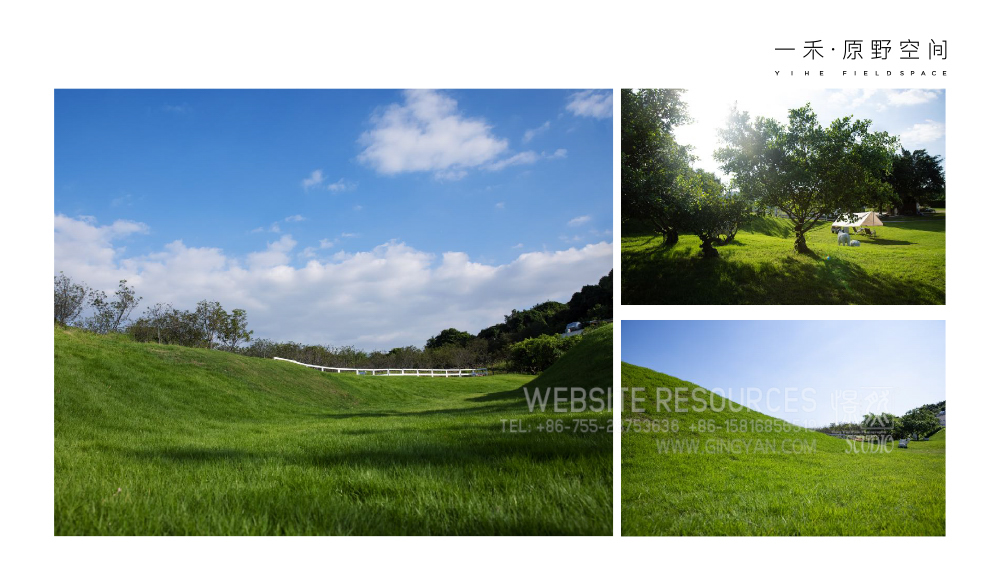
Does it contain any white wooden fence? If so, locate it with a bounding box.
[273,357,489,377]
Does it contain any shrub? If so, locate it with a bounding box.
[508,334,581,374]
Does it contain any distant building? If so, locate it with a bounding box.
[937,409,946,427]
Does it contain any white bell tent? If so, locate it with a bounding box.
[832,211,883,229]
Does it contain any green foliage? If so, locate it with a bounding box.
[54,272,89,325]
[219,308,253,351]
[195,300,228,348]
[524,324,612,391]
[889,148,945,214]
[425,327,474,349]
[508,333,581,374]
[564,270,613,322]
[673,168,753,257]
[84,279,142,334]
[477,300,568,353]
[54,326,611,534]
[67,270,613,371]
[716,104,897,253]
[130,302,250,350]
[621,89,693,243]
[898,404,944,439]
[622,89,750,256]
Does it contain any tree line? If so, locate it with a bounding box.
[817,400,945,440]
[55,272,253,351]
[54,270,612,374]
[623,88,945,256]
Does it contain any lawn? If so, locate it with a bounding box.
[621,362,945,536]
[622,215,945,304]
[54,325,612,535]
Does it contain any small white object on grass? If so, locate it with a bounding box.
[849,240,860,247]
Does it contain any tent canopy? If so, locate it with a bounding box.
[832,211,883,228]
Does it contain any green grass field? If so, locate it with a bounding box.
[54,325,612,535]
[622,215,945,304]
[622,362,945,536]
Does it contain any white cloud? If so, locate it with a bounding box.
[566,90,612,119]
[567,215,591,227]
[319,238,335,249]
[356,90,570,179]
[161,103,190,114]
[341,232,360,238]
[54,215,612,350]
[285,214,306,222]
[899,120,945,145]
[828,89,878,109]
[247,235,297,269]
[327,178,356,192]
[482,150,539,171]
[523,121,550,143]
[511,243,524,249]
[433,170,468,181]
[495,202,505,210]
[481,149,568,172]
[887,89,940,106]
[358,90,508,177]
[302,169,325,188]
[251,222,281,234]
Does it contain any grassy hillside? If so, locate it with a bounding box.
[622,216,945,304]
[622,362,945,536]
[527,324,613,391]
[55,326,612,535]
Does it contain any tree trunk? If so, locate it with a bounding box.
[700,238,719,258]
[660,227,679,246]
[793,225,809,253]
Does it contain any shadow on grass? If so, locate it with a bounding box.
[744,220,792,238]
[310,400,524,419]
[861,238,914,246]
[881,219,946,233]
[115,423,611,469]
[623,242,944,304]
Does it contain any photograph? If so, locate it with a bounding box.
[53,89,613,535]
[622,88,946,305]
[621,320,945,535]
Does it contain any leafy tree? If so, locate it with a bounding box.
[507,334,568,374]
[425,328,474,349]
[622,88,693,245]
[478,301,569,344]
[565,271,613,322]
[219,309,254,351]
[862,412,899,438]
[672,168,752,258]
[716,104,897,253]
[54,272,89,325]
[84,280,141,333]
[195,300,227,348]
[899,406,942,439]
[888,148,945,214]
[129,303,173,344]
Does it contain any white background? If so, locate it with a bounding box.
[3,0,995,558]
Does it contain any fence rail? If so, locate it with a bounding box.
[273,357,489,377]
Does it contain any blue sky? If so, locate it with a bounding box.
[673,88,946,181]
[622,320,945,427]
[54,89,613,349]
